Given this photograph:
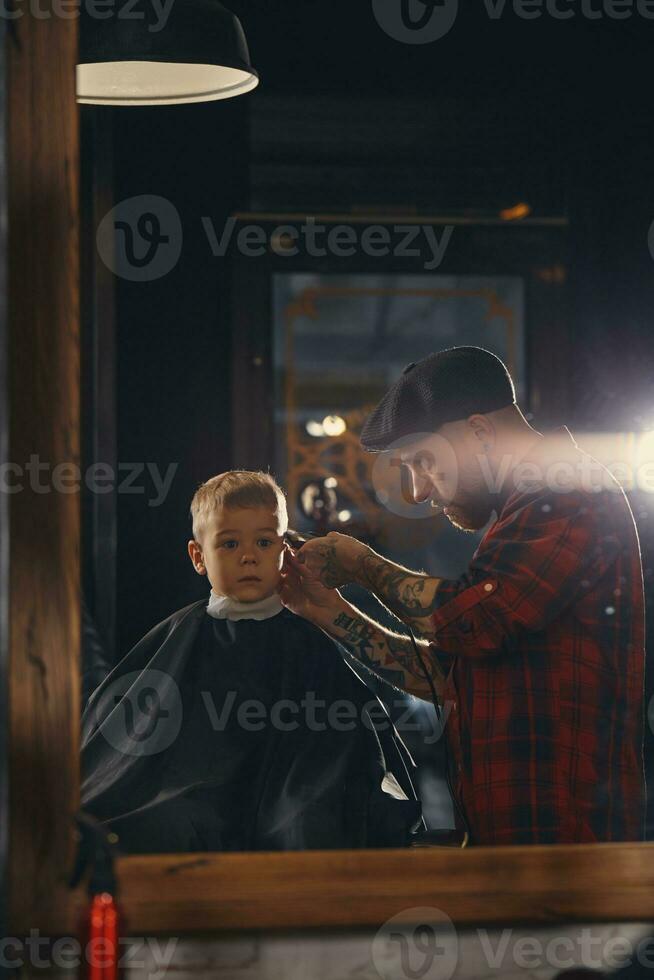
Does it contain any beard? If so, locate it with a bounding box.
[444,495,495,532]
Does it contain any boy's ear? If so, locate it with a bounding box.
[188,540,207,576]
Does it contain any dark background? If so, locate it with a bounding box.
[81,1,654,830]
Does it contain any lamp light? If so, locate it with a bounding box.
[77,0,259,106]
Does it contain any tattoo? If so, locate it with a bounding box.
[354,552,442,635]
[332,611,444,701]
[317,542,348,589]
[333,612,378,668]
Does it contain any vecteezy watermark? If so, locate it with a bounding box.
[372,0,460,44]
[372,432,460,520]
[94,669,185,757]
[97,195,183,282]
[0,0,175,30]
[202,691,450,745]
[96,196,455,281]
[471,926,654,972]
[0,457,178,506]
[372,907,459,980]
[373,0,654,44]
[372,430,654,521]
[92,669,453,757]
[372,916,654,977]
[205,217,454,271]
[0,931,178,976]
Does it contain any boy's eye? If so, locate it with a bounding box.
[258,538,273,548]
[221,540,238,549]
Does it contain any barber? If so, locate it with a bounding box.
[280,346,646,845]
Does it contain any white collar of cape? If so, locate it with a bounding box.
[206,589,285,622]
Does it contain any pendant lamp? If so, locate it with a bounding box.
[77,0,259,106]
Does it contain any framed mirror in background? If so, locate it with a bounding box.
[7,2,654,947]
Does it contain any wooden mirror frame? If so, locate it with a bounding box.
[6,12,654,943]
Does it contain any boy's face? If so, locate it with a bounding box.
[188,505,286,603]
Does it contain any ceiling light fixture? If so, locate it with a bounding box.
[77,0,259,106]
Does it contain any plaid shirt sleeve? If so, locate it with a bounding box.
[429,489,623,658]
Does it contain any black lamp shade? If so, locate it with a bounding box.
[77,0,259,105]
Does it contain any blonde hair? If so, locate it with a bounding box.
[190,470,288,542]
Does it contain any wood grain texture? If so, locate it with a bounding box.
[101,843,654,935]
[7,10,80,936]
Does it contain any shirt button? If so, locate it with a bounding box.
[484,583,494,592]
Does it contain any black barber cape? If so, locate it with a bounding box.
[81,601,423,853]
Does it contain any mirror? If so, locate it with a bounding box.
[77,10,652,858]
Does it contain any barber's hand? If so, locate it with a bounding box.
[288,531,370,589]
[279,544,341,621]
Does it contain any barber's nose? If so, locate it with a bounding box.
[409,466,432,504]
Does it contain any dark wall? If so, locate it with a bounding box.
[111,100,249,653]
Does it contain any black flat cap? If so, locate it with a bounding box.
[360,346,516,452]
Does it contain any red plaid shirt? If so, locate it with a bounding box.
[429,426,647,845]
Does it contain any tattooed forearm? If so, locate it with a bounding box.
[353,551,443,638]
[330,609,444,702]
[318,542,348,589]
[333,612,377,666]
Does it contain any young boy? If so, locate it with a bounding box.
[81,470,422,854]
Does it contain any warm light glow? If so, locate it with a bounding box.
[571,432,654,493]
[338,510,352,522]
[76,61,259,106]
[306,420,325,438]
[499,202,532,222]
[324,477,338,489]
[322,415,347,437]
